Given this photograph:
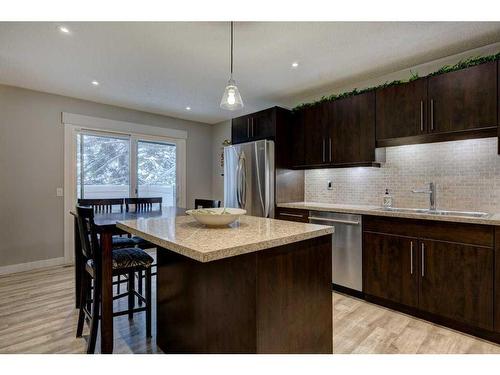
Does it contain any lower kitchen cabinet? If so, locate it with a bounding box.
[419,239,494,330]
[363,216,495,335]
[363,232,418,308]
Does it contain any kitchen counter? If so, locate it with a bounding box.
[278,202,500,226]
[117,214,333,263]
[117,213,334,353]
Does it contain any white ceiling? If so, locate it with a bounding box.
[1,22,499,124]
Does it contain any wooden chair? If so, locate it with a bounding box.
[124,197,162,301]
[78,198,137,293]
[125,197,163,212]
[194,199,222,209]
[77,198,124,213]
[75,206,153,354]
[78,199,135,249]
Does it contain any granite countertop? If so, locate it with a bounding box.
[117,215,334,263]
[278,202,500,226]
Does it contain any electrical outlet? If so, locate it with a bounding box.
[56,188,64,197]
[327,180,333,190]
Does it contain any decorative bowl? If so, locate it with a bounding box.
[185,207,247,227]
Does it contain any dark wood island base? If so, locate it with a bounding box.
[156,235,333,354]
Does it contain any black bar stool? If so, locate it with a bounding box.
[74,205,154,354]
[78,198,141,293]
[124,197,162,302]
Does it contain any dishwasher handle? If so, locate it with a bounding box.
[308,216,360,225]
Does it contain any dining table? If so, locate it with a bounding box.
[70,206,185,354]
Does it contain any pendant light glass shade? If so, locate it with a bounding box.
[220,22,244,111]
[220,78,244,110]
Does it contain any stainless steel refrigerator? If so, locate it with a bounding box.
[224,140,275,218]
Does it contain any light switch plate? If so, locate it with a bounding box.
[56,187,64,197]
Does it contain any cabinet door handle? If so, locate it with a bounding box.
[247,119,250,138]
[420,100,424,132]
[279,212,303,218]
[329,137,332,162]
[251,118,254,137]
[430,99,434,131]
[322,138,326,162]
[421,242,425,277]
[410,241,414,275]
[308,217,360,225]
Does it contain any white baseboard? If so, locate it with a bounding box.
[0,257,67,276]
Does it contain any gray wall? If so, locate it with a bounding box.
[0,84,212,267]
[211,120,231,203]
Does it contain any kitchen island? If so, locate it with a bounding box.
[117,214,334,354]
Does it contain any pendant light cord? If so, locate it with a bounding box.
[230,21,233,77]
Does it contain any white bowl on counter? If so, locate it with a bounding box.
[185,207,247,227]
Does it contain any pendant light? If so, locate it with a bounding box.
[220,21,244,110]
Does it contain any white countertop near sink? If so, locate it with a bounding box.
[277,202,500,226]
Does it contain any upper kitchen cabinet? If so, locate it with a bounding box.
[231,107,279,145]
[302,103,330,166]
[498,61,500,154]
[290,108,305,168]
[231,115,250,144]
[249,109,275,140]
[230,106,301,170]
[376,79,427,142]
[376,61,498,147]
[331,91,377,165]
[427,61,497,135]
[292,91,382,169]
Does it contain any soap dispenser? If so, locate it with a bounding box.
[383,189,393,208]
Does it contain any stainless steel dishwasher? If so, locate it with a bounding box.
[309,211,362,292]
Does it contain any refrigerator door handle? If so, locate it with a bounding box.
[264,142,271,218]
[236,155,242,208]
[239,153,247,209]
[254,142,267,217]
[236,152,246,209]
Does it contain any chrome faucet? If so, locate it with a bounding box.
[412,182,436,211]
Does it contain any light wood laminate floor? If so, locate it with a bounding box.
[1,261,500,354]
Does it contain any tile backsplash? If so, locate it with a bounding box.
[305,137,500,212]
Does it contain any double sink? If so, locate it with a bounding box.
[378,207,491,219]
[379,182,491,219]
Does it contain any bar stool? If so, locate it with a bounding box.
[74,205,154,354]
[78,198,141,293]
[124,197,162,301]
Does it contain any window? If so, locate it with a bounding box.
[76,133,130,199]
[75,131,180,207]
[137,140,177,207]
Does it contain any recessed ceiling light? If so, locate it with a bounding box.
[91,80,99,86]
[291,62,299,68]
[57,25,70,34]
[185,106,191,111]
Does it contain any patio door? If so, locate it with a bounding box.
[76,131,178,207]
[134,139,177,207]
